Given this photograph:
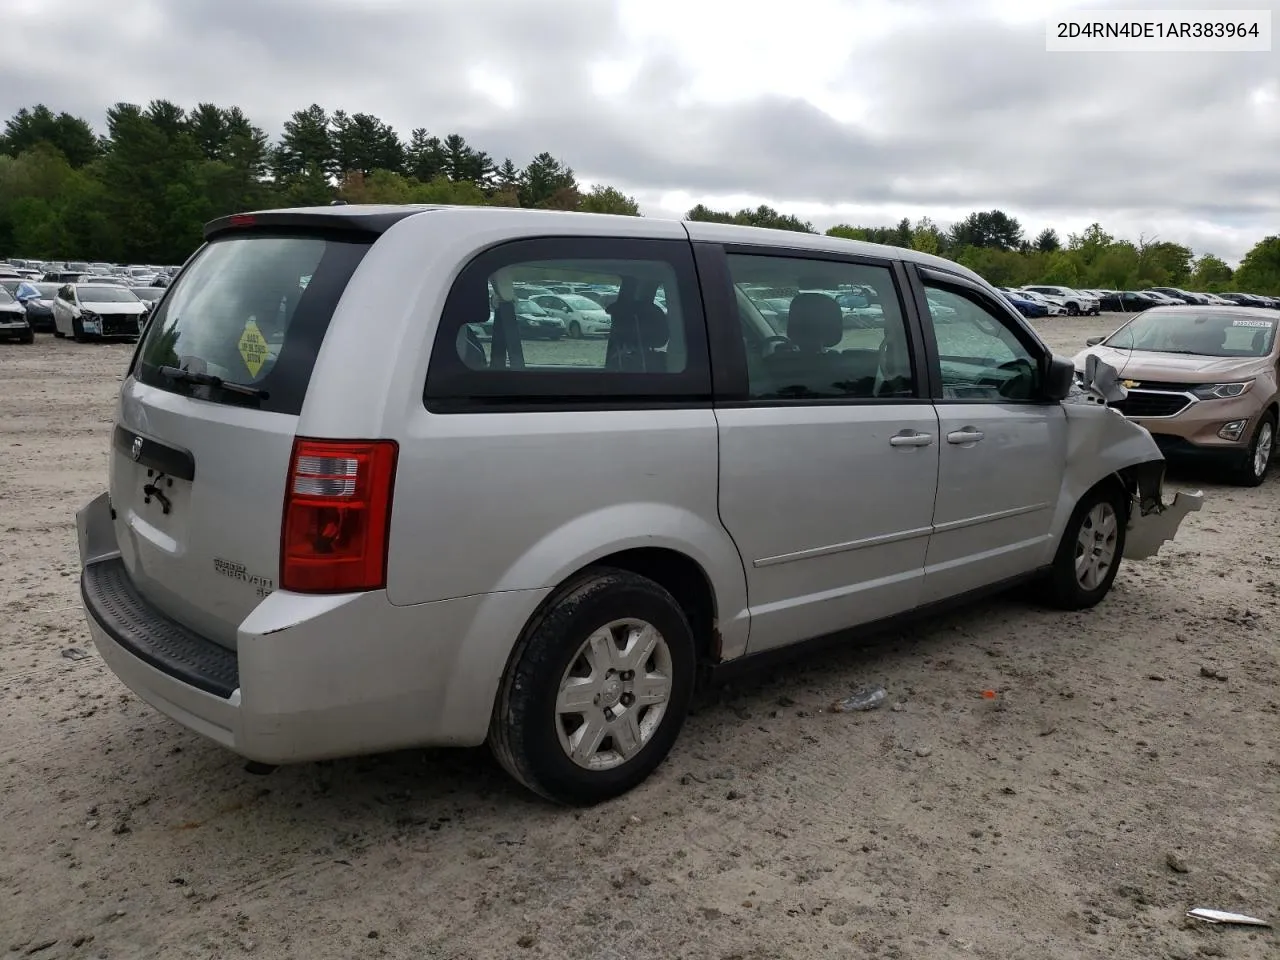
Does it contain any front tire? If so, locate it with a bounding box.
[1042,482,1128,610]
[568,320,582,339]
[1232,414,1274,487]
[1067,303,1080,316]
[72,317,87,342]
[489,568,696,806]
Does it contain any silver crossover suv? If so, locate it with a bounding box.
[77,206,1201,804]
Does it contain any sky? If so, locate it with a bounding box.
[3,0,1276,263]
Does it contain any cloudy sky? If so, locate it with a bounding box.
[4,0,1276,262]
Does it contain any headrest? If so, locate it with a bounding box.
[786,293,843,351]
[611,300,669,349]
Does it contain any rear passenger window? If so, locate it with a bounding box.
[426,238,711,409]
[729,254,916,400]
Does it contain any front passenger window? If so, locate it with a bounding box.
[729,255,915,401]
[923,284,1041,401]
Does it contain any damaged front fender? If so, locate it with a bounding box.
[1118,460,1205,560]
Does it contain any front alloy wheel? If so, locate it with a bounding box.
[1043,482,1128,610]
[1234,415,1274,487]
[1075,502,1119,591]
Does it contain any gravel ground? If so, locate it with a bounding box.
[1,314,1277,960]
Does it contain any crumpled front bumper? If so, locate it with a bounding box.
[1121,462,1205,560]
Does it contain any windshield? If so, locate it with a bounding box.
[0,287,13,304]
[79,286,140,303]
[132,287,163,300]
[516,299,548,316]
[1105,311,1277,358]
[560,295,605,311]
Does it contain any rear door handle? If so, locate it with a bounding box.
[946,429,985,444]
[889,431,934,447]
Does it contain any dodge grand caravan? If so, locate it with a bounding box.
[77,205,1202,805]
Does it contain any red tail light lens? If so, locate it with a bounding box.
[281,438,398,594]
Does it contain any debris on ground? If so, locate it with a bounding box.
[1185,908,1270,927]
[61,647,91,661]
[830,687,887,712]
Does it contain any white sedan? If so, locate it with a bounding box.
[52,283,148,341]
[531,293,613,338]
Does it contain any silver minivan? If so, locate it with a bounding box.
[77,205,1201,804]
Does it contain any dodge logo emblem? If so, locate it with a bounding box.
[131,436,144,461]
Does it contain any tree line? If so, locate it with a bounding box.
[1,102,1277,294]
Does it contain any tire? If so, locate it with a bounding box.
[1042,482,1128,610]
[1232,413,1275,487]
[20,331,34,344]
[568,320,582,339]
[53,327,65,338]
[1067,303,1080,316]
[489,568,696,806]
[72,317,87,343]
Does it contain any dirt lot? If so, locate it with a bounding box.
[1,315,1276,960]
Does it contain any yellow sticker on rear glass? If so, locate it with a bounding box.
[238,319,269,378]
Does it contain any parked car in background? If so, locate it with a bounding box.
[52,282,148,341]
[1098,290,1164,313]
[1021,285,1100,316]
[1147,286,1208,305]
[0,286,34,343]
[11,281,59,332]
[1197,293,1235,306]
[1001,290,1049,318]
[514,298,567,340]
[1011,289,1066,316]
[1138,291,1187,308]
[1219,292,1272,309]
[531,293,612,338]
[1074,306,1278,485]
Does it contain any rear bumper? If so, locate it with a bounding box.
[76,491,548,764]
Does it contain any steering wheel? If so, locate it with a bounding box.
[761,335,798,356]
[979,358,1036,398]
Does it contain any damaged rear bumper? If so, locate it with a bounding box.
[1120,461,1204,560]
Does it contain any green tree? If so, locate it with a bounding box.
[273,104,334,181]
[406,129,446,182]
[1,105,99,167]
[1234,236,1280,295]
[1034,227,1061,252]
[519,152,577,208]
[1190,254,1232,290]
[948,210,1023,250]
[579,185,641,216]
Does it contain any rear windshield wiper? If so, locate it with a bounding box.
[159,365,269,399]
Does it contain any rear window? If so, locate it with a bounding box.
[132,232,370,414]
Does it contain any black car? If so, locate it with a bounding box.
[1219,292,1271,308]
[0,287,34,343]
[9,280,59,332]
[1097,290,1164,312]
[1146,286,1208,305]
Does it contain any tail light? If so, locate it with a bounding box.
[281,438,398,594]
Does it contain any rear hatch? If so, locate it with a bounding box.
[112,228,372,649]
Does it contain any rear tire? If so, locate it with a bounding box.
[1232,414,1274,487]
[489,568,696,806]
[1042,482,1128,610]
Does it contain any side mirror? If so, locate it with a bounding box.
[1085,336,1104,346]
[1042,355,1077,402]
